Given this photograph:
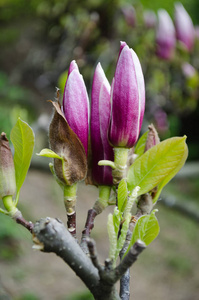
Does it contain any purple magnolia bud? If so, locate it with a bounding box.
[63,60,89,156]
[154,108,168,133]
[144,10,157,29]
[156,9,176,60]
[195,26,199,40]
[121,5,136,27]
[175,3,195,52]
[182,62,196,78]
[108,42,145,148]
[90,63,114,185]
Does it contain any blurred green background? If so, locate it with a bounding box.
[0,0,199,299]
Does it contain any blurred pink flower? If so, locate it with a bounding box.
[182,62,196,78]
[121,5,136,27]
[144,10,157,28]
[156,9,176,60]
[174,3,195,52]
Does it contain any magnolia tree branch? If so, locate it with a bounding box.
[32,217,121,300]
[30,217,146,300]
[119,193,153,300]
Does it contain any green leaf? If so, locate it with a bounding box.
[134,131,149,157]
[125,210,159,255]
[10,118,34,204]
[127,136,188,197]
[118,179,128,212]
[107,213,117,261]
[153,142,188,203]
[113,207,122,236]
[115,213,131,261]
[123,186,140,219]
[37,148,62,159]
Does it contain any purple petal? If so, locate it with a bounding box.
[99,82,113,184]
[63,67,89,155]
[68,60,78,76]
[130,48,145,132]
[109,44,145,148]
[91,63,113,185]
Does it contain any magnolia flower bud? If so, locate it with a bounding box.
[175,3,195,52]
[154,109,168,133]
[108,42,145,148]
[144,10,157,29]
[156,9,176,60]
[0,133,16,198]
[63,60,89,156]
[182,62,196,79]
[121,5,136,27]
[90,63,114,185]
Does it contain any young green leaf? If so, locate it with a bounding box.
[115,213,131,261]
[134,131,149,157]
[123,186,140,219]
[107,213,117,261]
[153,142,188,203]
[127,136,188,197]
[37,148,62,159]
[118,179,128,212]
[10,118,34,204]
[125,210,159,256]
[113,207,122,237]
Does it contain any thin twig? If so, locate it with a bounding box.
[86,238,103,273]
[115,240,146,283]
[15,216,34,232]
[12,210,34,233]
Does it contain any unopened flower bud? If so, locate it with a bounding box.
[156,9,176,60]
[182,62,196,79]
[0,133,16,198]
[144,124,160,152]
[144,10,157,29]
[63,60,89,156]
[121,5,136,27]
[175,3,195,52]
[108,42,145,148]
[90,63,114,186]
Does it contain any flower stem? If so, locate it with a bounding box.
[2,195,17,216]
[112,148,129,186]
[64,183,77,237]
[81,185,111,252]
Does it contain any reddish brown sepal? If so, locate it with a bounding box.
[49,101,87,185]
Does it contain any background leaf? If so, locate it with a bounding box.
[125,210,160,255]
[127,137,188,197]
[10,118,34,203]
[134,131,149,157]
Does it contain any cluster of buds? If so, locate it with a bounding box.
[156,4,195,60]
[49,41,145,189]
